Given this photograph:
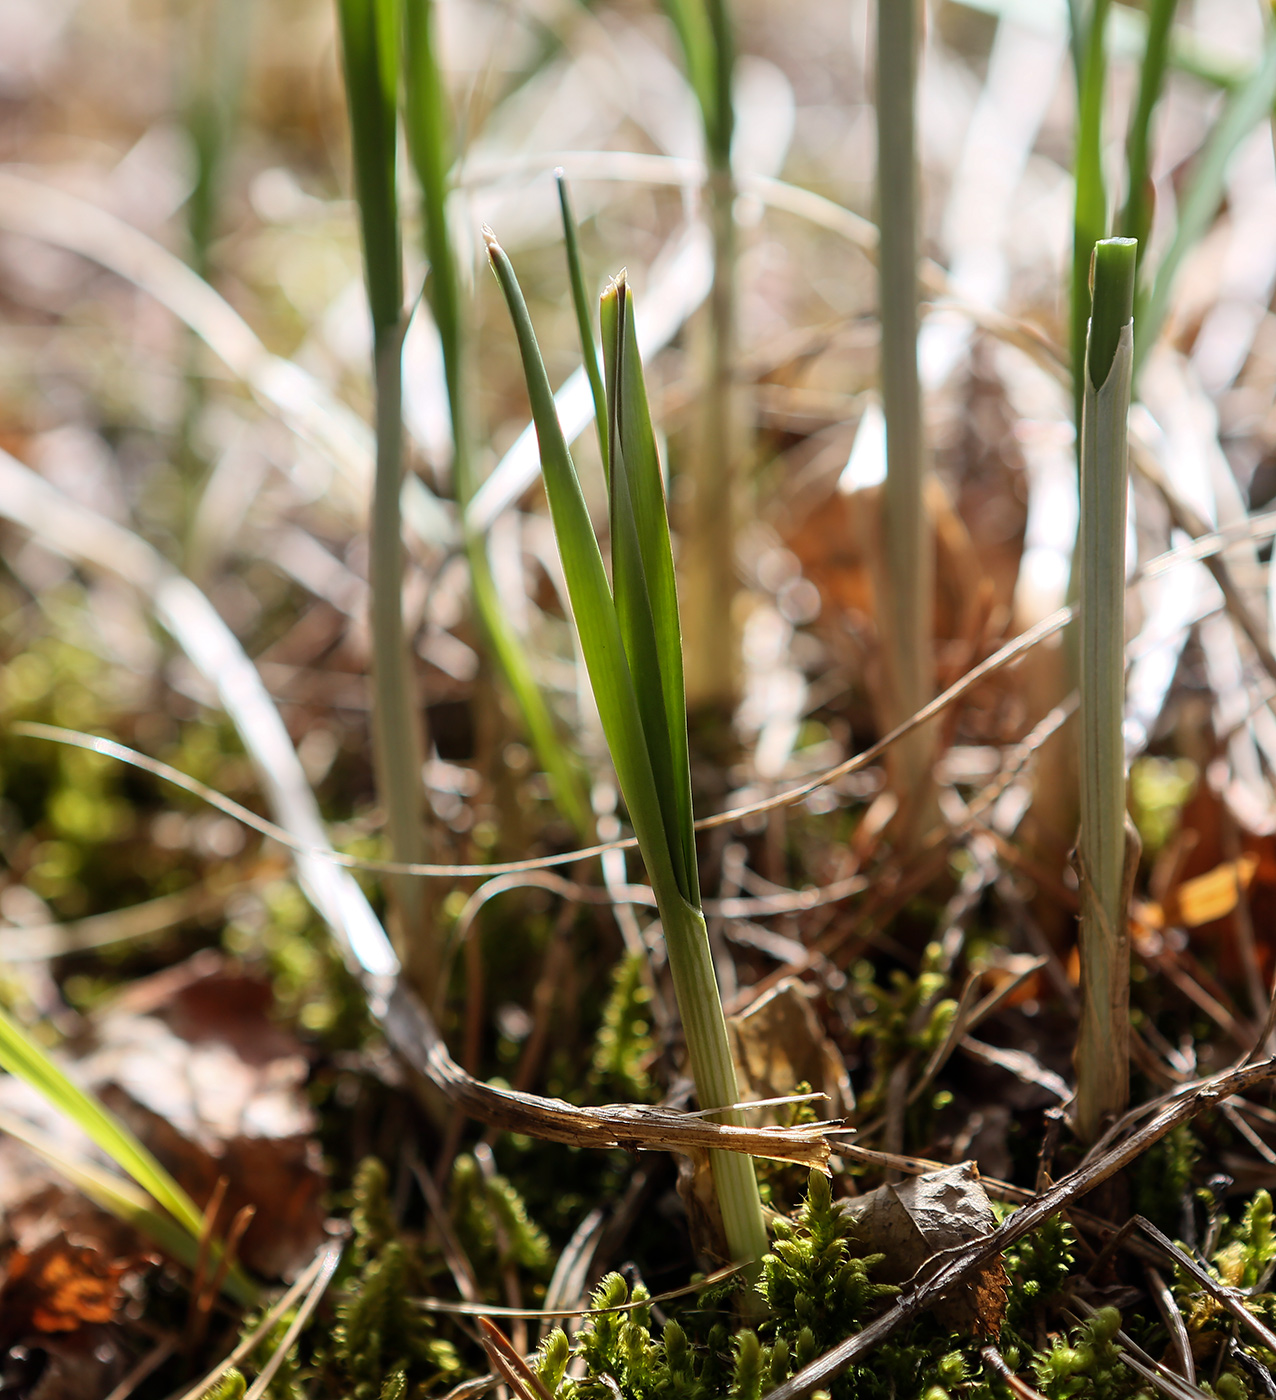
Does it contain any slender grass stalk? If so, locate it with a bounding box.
[337,0,431,975]
[876,0,935,836]
[1137,26,1276,376]
[485,234,768,1283]
[185,0,250,280]
[1071,0,1112,445]
[663,0,740,716]
[1120,0,1176,264]
[556,172,609,474]
[1076,237,1137,1144]
[403,0,590,839]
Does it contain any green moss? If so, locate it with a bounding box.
[591,953,655,1102]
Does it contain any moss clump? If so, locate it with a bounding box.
[319,1158,463,1400]
[759,1170,899,1352]
[450,1152,551,1279]
[1032,1307,1144,1400]
[590,952,655,1102]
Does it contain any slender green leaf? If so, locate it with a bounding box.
[483,232,679,909]
[0,1106,256,1304]
[1071,0,1111,439]
[600,276,697,905]
[487,231,765,1280]
[404,7,590,838]
[556,171,609,477]
[1120,0,1176,263]
[0,1004,205,1238]
[336,0,402,343]
[1138,24,1276,375]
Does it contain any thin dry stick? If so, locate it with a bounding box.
[766,1055,1276,1400]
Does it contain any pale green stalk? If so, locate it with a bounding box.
[337,0,430,974]
[556,171,609,475]
[1076,237,1136,1144]
[877,0,934,835]
[485,236,767,1284]
[404,0,590,838]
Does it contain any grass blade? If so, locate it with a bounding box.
[483,232,677,906]
[1120,0,1176,262]
[403,0,591,838]
[0,1004,204,1238]
[557,171,609,475]
[1076,237,1137,1142]
[1070,0,1112,441]
[600,274,697,905]
[485,233,766,1280]
[1138,24,1276,374]
[337,0,431,972]
[336,0,402,341]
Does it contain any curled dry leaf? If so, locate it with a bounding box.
[841,1161,1007,1336]
[728,977,854,1121]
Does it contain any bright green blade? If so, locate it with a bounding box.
[484,231,680,908]
[1070,0,1111,440]
[1120,0,1176,262]
[403,0,590,838]
[600,276,698,906]
[0,1106,256,1305]
[1138,24,1276,375]
[556,171,609,477]
[0,1004,205,1239]
[336,0,402,343]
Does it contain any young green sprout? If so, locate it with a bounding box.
[484,233,769,1283]
[1075,236,1138,1143]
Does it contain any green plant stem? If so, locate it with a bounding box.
[665,0,741,716]
[370,327,430,970]
[1071,0,1111,445]
[485,235,767,1286]
[1076,237,1136,1144]
[662,897,770,1280]
[1120,0,1176,262]
[877,0,934,835]
[338,0,433,978]
[404,0,590,839]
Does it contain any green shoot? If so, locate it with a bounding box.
[336,0,431,974]
[0,1006,257,1303]
[556,171,609,474]
[1075,237,1137,1143]
[1070,0,1112,444]
[1120,0,1176,264]
[1137,27,1276,375]
[876,0,935,836]
[403,0,590,839]
[484,234,768,1282]
[662,0,739,715]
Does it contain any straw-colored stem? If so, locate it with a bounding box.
[877,0,934,834]
[1075,237,1136,1144]
[370,327,430,975]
